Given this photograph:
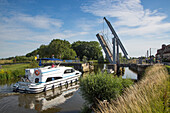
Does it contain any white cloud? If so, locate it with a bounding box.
[81,0,170,57]
[124,38,170,57]
[2,13,63,29]
[81,0,170,38]
[0,12,91,58]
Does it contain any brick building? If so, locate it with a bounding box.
[156,44,170,62]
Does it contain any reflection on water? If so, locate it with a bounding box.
[18,83,79,112]
[122,68,138,80]
[0,82,84,113]
[93,64,138,80]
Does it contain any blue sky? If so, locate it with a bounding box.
[0,0,170,58]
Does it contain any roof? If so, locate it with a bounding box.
[38,58,63,61]
[38,58,63,66]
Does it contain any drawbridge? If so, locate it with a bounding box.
[96,17,128,64]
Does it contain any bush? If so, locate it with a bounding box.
[80,72,133,105]
[29,61,39,68]
[165,65,170,74]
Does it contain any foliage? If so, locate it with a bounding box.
[165,65,170,74]
[0,64,28,81]
[80,71,133,105]
[26,39,77,60]
[82,56,87,63]
[97,55,104,63]
[29,61,39,68]
[0,60,13,64]
[2,64,29,71]
[0,63,39,81]
[71,41,103,60]
[14,56,34,63]
[0,56,34,64]
[81,104,92,113]
[95,65,169,113]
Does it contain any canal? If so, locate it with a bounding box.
[0,64,138,113]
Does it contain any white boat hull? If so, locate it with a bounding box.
[14,74,80,93]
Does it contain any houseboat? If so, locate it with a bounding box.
[13,58,82,93]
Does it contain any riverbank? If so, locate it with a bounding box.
[0,62,39,81]
[95,65,169,113]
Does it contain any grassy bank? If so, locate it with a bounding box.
[165,65,170,74]
[0,62,39,81]
[95,65,169,113]
[0,60,13,64]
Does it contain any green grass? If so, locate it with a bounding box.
[0,62,39,81]
[95,65,169,113]
[0,60,13,64]
[165,65,170,74]
[2,64,30,71]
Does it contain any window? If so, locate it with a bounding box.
[71,69,75,72]
[46,77,53,82]
[54,77,62,80]
[46,77,62,82]
[64,69,74,74]
[35,78,39,83]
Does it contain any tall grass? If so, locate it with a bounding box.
[0,60,13,64]
[0,62,39,81]
[95,65,169,113]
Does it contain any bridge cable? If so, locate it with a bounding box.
[103,18,105,34]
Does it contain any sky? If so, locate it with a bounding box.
[0,0,170,58]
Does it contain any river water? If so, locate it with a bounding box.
[0,64,137,113]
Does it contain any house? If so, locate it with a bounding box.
[156,44,170,62]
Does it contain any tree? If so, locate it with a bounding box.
[71,41,103,60]
[26,39,77,60]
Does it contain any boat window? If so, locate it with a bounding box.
[46,77,62,82]
[35,78,39,83]
[54,77,62,80]
[71,69,75,72]
[64,69,72,74]
[46,77,53,82]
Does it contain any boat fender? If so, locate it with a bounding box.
[13,86,19,92]
[16,86,19,91]
[43,86,46,92]
[65,81,68,85]
[35,70,40,76]
[52,85,54,90]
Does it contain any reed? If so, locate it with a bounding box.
[0,62,38,81]
[95,65,169,113]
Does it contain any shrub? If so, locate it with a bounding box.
[80,72,133,105]
[165,65,170,74]
[29,61,39,68]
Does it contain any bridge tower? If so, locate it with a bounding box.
[96,17,129,73]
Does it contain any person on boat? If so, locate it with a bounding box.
[52,63,55,68]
